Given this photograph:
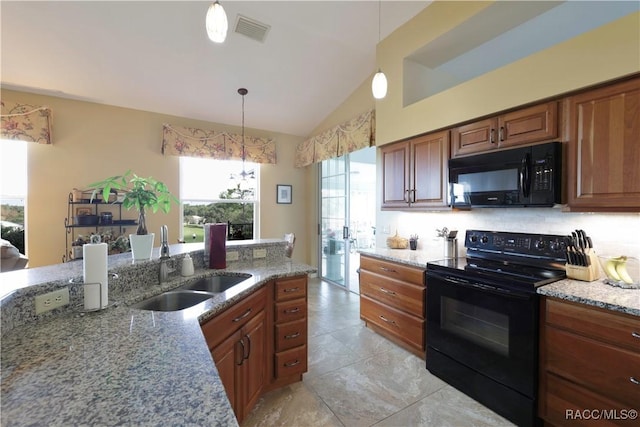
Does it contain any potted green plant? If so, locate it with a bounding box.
[88,170,178,260]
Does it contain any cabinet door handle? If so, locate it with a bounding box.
[237,338,245,366]
[380,267,397,273]
[490,129,495,144]
[630,377,640,386]
[632,332,640,339]
[499,126,505,141]
[379,315,397,326]
[284,307,300,314]
[283,287,299,293]
[379,287,396,296]
[404,189,410,203]
[284,359,301,368]
[244,334,251,360]
[410,189,416,203]
[285,332,301,339]
[232,308,252,322]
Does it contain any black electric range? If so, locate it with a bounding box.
[425,230,568,427]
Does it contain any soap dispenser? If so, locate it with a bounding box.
[181,254,194,277]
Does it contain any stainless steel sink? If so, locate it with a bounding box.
[133,290,214,311]
[180,274,252,293]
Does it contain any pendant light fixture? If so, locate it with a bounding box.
[371,0,388,99]
[230,88,255,191]
[206,1,228,43]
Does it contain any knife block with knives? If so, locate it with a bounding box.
[565,229,600,282]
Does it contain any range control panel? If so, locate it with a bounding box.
[465,230,568,259]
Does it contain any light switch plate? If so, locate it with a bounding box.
[226,251,239,261]
[35,288,70,314]
[253,248,267,259]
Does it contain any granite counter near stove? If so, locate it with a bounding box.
[537,278,640,317]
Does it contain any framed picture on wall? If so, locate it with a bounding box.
[276,184,292,204]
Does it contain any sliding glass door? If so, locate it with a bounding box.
[319,147,376,292]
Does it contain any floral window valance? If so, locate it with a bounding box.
[0,101,52,144]
[162,123,276,164]
[295,109,375,168]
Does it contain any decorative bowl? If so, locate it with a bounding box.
[386,232,408,249]
[598,255,639,289]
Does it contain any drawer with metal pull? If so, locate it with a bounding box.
[275,345,307,377]
[274,298,307,323]
[360,255,425,286]
[359,270,425,317]
[360,295,424,352]
[275,318,307,352]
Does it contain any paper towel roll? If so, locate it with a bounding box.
[83,242,108,310]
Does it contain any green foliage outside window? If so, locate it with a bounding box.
[183,184,254,242]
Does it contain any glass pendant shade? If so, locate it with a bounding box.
[206,1,228,43]
[372,69,388,99]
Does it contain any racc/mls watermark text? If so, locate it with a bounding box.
[566,409,638,421]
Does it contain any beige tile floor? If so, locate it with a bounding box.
[242,278,515,427]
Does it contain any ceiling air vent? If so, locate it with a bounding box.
[234,15,270,43]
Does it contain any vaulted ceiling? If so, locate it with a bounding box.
[1,1,429,137]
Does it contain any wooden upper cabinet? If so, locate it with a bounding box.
[452,102,558,157]
[410,131,450,208]
[381,142,410,208]
[451,117,497,156]
[499,102,558,147]
[567,77,640,210]
[381,130,449,209]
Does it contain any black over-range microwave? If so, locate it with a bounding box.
[448,142,562,208]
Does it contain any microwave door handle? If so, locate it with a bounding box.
[520,153,531,198]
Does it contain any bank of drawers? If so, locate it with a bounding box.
[359,255,426,356]
[273,276,308,378]
[539,296,640,426]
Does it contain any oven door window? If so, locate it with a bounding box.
[441,297,509,357]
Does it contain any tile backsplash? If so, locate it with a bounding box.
[377,208,640,259]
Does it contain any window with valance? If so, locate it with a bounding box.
[1,101,52,144]
[295,109,375,168]
[162,123,276,164]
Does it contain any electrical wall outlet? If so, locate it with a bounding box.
[226,251,239,261]
[35,288,70,315]
[253,248,267,259]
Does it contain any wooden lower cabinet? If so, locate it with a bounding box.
[359,255,426,357]
[211,309,266,422]
[201,275,309,423]
[202,286,267,423]
[539,297,640,426]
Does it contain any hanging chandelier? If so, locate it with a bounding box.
[206,1,228,43]
[371,0,388,99]
[229,88,255,191]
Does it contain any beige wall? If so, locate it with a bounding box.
[376,3,640,145]
[368,2,640,258]
[1,90,307,267]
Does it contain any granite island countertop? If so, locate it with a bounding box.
[1,243,316,427]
